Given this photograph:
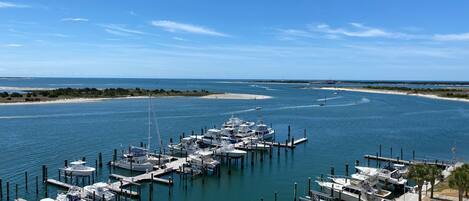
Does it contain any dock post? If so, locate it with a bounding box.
[95,159,98,177]
[58,169,61,181]
[25,171,28,191]
[367,157,370,167]
[413,150,415,160]
[277,142,280,156]
[307,177,311,196]
[113,149,117,163]
[140,142,143,147]
[41,165,46,183]
[293,182,297,201]
[269,146,272,159]
[330,167,334,176]
[99,152,103,167]
[82,157,86,162]
[228,157,232,175]
[44,171,48,198]
[288,125,291,141]
[274,192,278,201]
[390,147,393,158]
[93,191,96,201]
[0,178,2,200]
[304,128,306,138]
[149,173,154,201]
[345,164,349,182]
[241,156,244,170]
[35,176,38,195]
[355,160,359,173]
[251,151,254,166]
[6,181,9,201]
[376,152,379,167]
[400,148,403,160]
[291,137,294,149]
[15,184,17,200]
[379,144,382,157]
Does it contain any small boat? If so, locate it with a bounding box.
[83,182,115,201]
[55,186,84,201]
[61,160,95,176]
[110,146,154,172]
[254,123,275,140]
[187,150,220,173]
[355,166,407,186]
[317,174,392,201]
[214,141,247,157]
[168,136,200,155]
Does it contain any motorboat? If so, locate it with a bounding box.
[110,146,154,172]
[61,160,95,176]
[168,136,200,155]
[234,122,255,138]
[214,141,247,157]
[83,182,115,201]
[254,123,275,140]
[355,166,407,186]
[55,186,84,201]
[187,150,220,173]
[317,174,391,201]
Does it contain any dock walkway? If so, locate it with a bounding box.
[364,154,451,168]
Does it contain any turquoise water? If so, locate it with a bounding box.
[0,78,468,201]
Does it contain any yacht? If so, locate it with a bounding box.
[110,146,155,172]
[355,166,407,186]
[316,174,391,201]
[61,160,95,176]
[254,123,275,140]
[201,128,235,145]
[55,186,84,201]
[214,141,247,157]
[168,136,200,155]
[187,150,220,173]
[234,122,255,138]
[83,182,115,201]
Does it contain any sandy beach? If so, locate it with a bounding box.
[319,87,469,103]
[200,93,272,100]
[0,96,149,106]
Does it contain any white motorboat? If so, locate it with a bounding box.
[317,174,391,201]
[188,150,220,172]
[355,166,407,185]
[110,146,154,172]
[254,123,275,140]
[214,141,247,157]
[55,186,84,201]
[61,160,95,176]
[234,122,255,138]
[392,164,408,175]
[83,182,115,201]
[168,136,200,155]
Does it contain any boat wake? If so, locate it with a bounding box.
[316,96,343,101]
[249,84,276,91]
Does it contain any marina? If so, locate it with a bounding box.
[1,78,468,201]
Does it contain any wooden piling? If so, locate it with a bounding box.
[15,184,17,200]
[413,150,415,160]
[307,177,311,196]
[288,125,291,141]
[330,167,334,176]
[274,192,278,201]
[149,173,154,201]
[251,151,254,166]
[345,164,349,182]
[0,178,2,200]
[293,182,297,201]
[99,152,103,167]
[113,149,117,162]
[379,144,382,157]
[35,176,38,195]
[24,171,28,191]
[390,147,393,158]
[6,181,9,201]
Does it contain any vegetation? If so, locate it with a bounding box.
[448,164,469,201]
[427,165,444,198]
[0,87,214,103]
[253,80,469,85]
[408,164,431,201]
[363,86,469,100]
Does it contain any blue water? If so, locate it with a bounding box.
[0,78,468,201]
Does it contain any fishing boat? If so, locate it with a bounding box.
[187,150,220,173]
[83,182,115,201]
[61,160,95,176]
[110,146,155,172]
[316,174,391,201]
[355,166,407,186]
[168,136,200,155]
[254,123,275,140]
[55,186,84,201]
[214,141,247,157]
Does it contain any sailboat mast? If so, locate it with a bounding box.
[147,94,151,151]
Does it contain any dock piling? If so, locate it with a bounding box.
[6,181,9,201]
[35,176,38,195]
[293,182,297,201]
[345,164,349,182]
[99,152,103,167]
[400,148,403,160]
[274,192,278,201]
[307,177,311,196]
[15,184,17,200]
[0,178,2,200]
[24,171,28,191]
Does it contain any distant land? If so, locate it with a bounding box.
[253,80,469,86]
[0,87,213,104]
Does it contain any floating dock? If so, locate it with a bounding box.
[46,178,74,189]
[364,154,450,168]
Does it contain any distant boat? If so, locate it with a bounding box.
[319,96,326,106]
[61,160,95,176]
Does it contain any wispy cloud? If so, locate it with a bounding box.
[3,44,23,47]
[0,1,29,8]
[433,33,469,41]
[102,24,145,36]
[129,11,137,16]
[151,20,229,37]
[311,23,414,39]
[62,18,89,22]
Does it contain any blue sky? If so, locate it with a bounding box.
[1,0,469,80]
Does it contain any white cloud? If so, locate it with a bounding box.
[151,20,229,37]
[102,24,145,36]
[311,23,415,39]
[0,1,29,8]
[172,37,187,41]
[4,44,23,47]
[433,33,469,41]
[62,18,89,22]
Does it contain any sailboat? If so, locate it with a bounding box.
[110,95,158,172]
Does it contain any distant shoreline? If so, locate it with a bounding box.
[318,87,469,103]
[0,96,149,106]
[200,93,272,100]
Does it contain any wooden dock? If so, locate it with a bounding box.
[264,137,308,148]
[46,178,74,189]
[107,157,185,197]
[364,154,450,168]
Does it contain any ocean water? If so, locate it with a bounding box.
[0,78,468,201]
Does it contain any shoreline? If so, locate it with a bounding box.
[0,96,150,106]
[318,87,469,103]
[200,93,272,100]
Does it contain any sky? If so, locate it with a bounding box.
[1,0,469,80]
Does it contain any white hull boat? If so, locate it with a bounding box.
[61,160,95,176]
